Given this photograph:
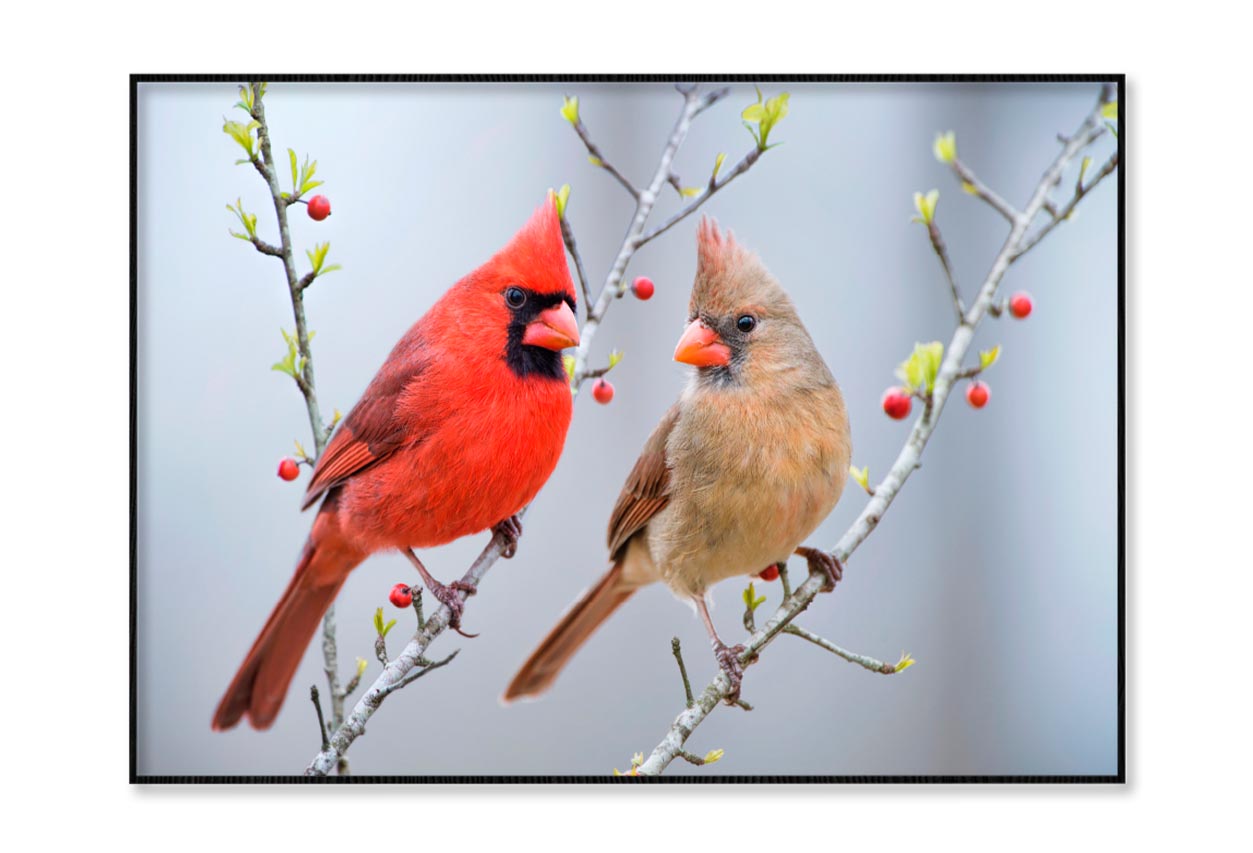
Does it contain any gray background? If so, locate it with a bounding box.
[136,80,1118,776]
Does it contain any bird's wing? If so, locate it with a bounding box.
[606,403,680,558]
[301,366,421,511]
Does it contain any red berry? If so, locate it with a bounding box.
[592,378,615,404]
[1008,291,1033,319]
[631,276,655,300]
[966,381,990,409]
[277,457,300,481]
[881,387,912,420]
[758,565,780,582]
[389,583,413,609]
[307,195,331,221]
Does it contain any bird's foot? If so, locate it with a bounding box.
[796,546,843,593]
[713,641,747,704]
[426,579,480,638]
[492,514,524,559]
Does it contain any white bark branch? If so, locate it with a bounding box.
[637,85,1117,776]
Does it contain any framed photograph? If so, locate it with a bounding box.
[132,75,1123,782]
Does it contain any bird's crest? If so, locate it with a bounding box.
[691,217,783,316]
[487,195,576,302]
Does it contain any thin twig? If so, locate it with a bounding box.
[950,157,1022,224]
[782,624,908,674]
[636,87,1118,777]
[309,686,329,751]
[560,214,593,313]
[635,146,760,249]
[377,650,460,697]
[926,220,966,323]
[1014,150,1118,260]
[571,116,639,199]
[671,637,694,709]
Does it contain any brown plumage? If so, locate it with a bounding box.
[506,219,851,702]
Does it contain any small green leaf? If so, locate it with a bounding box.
[1078,155,1093,186]
[741,582,767,613]
[373,607,385,636]
[703,749,724,764]
[713,152,726,180]
[607,350,624,370]
[319,263,342,276]
[742,87,790,150]
[288,148,298,193]
[562,354,576,383]
[979,345,1001,371]
[961,181,978,195]
[679,186,701,198]
[587,155,603,167]
[849,464,869,492]
[894,651,917,672]
[1101,101,1118,120]
[553,184,570,219]
[355,657,368,678]
[560,95,579,125]
[306,242,330,275]
[271,328,299,377]
[222,119,259,158]
[912,189,939,225]
[933,130,957,164]
[895,341,944,394]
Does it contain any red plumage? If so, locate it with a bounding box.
[213,199,578,731]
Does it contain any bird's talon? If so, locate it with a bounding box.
[797,546,842,593]
[427,580,479,637]
[492,514,524,559]
[714,642,746,703]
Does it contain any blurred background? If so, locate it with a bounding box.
[135,80,1118,777]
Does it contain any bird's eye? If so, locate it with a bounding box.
[736,314,757,333]
[505,287,527,308]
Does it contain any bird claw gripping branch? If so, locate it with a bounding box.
[796,546,843,593]
[714,642,748,703]
[492,514,524,559]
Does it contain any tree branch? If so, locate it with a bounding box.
[636,86,1118,776]
[242,81,348,772]
[926,220,966,323]
[781,624,912,675]
[949,157,1022,224]
[570,115,640,199]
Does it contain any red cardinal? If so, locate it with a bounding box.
[213,198,580,731]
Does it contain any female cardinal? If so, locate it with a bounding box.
[505,219,850,702]
[213,198,580,731]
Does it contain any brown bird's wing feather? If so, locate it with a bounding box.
[606,403,680,558]
[301,366,420,510]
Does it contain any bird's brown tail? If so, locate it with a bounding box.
[212,526,363,731]
[504,561,636,702]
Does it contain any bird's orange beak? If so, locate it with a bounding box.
[522,302,580,351]
[674,320,731,367]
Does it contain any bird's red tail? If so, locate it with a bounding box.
[212,519,363,731]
